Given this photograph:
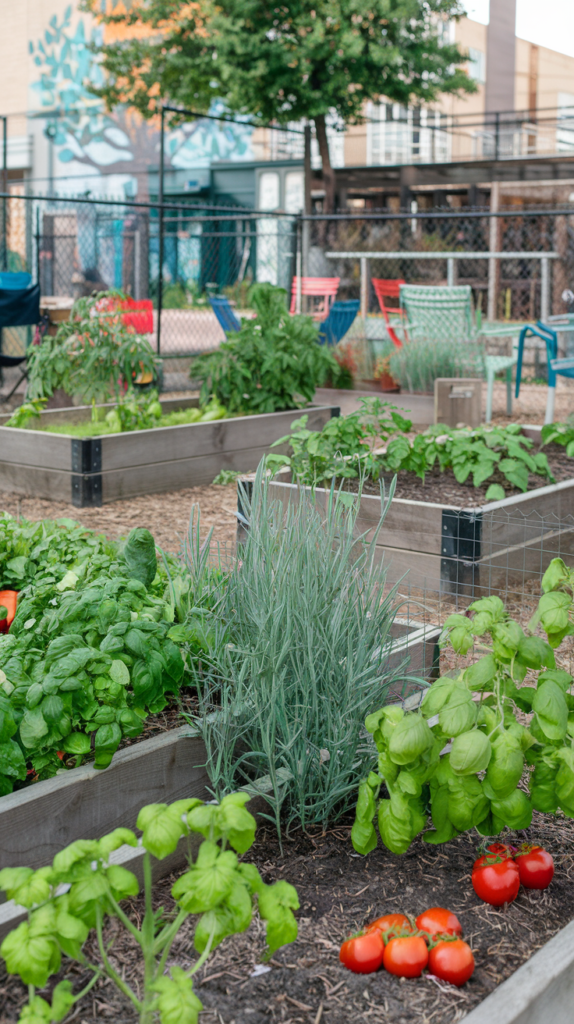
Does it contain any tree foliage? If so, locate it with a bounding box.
[84,0,476,209]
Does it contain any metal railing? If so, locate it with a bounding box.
[325,250,560,322]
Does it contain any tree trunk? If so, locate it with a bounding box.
[314,113,336,215]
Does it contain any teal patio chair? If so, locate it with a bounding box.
[399,285,521,423]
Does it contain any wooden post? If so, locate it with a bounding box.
[488,182,501,321]
[541,256,550,322]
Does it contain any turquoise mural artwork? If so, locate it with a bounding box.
[30,7,255,194]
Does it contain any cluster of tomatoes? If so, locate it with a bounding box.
[472,843,554,906]
[339,907,474,987]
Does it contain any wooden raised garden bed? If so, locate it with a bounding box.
[260,427,574,600]
[0,398,339,507]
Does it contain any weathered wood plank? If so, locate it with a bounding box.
[0,726,209,873]
[0,427,71,470]
[100,406,336,471]
[101,444,294,500]
[0,462,73,502]
[267,480,446,555]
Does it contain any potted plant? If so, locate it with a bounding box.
[373,354,400,393]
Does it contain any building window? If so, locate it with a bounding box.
[468,48,485,84]
[367,103,450,166]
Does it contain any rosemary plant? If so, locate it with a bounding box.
[185,463,421,836]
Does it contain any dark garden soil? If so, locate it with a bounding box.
[357,442,574,508]
[2,812,574,1024]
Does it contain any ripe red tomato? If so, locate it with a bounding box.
[366,913,413,936]
[515,846,554,890]
[486,843,514,860]
[429,939,475,987]
[415,907,463,939]
[339,930,385,974]
[472,855,520,906]
[383,936,429,978]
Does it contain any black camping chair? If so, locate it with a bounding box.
[0,276,41,403]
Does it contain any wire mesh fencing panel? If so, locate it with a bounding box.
[304,207,574,378]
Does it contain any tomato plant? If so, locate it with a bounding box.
[515,845,554,889]
[415,907,462,939]
[352,559,574,856]
[472,855,520,906]
[429,939,475,987]
[383,936,429,978]
[366,913,413,935]
[339,930,385,974]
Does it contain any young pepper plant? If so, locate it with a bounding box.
[351,558,574,856]
[0,793,299,1024]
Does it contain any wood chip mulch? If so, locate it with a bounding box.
[2,812,574,1024]
[0,484,238,554]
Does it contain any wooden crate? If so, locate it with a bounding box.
[0,399,339,507]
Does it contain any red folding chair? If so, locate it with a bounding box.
[372,278,407,348]
[290,277,340,319]
[118,298,154,334]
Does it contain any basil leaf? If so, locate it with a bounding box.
[388,714,434,765]
[449,729,492,775]
[532,680,569,740]
[486,733,524,797]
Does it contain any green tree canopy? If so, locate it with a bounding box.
[85,0,476,210]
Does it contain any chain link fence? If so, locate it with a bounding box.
[1,191,574,394]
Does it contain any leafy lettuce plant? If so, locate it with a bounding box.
[352,557,574,856]
[0,794,299,1024]
[268,413,555,497]
[541,419,574,456]
[191,283,344,415]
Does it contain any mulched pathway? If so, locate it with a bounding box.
[0,483,238,555]
[2,812,573,1024]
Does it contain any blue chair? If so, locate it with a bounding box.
[209,296,241,335]
[318,300,360,346]
[515,321,574,423]
[0,272,32,290]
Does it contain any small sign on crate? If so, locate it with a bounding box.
[434,377,483,428]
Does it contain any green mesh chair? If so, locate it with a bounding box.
[399,285,520,423]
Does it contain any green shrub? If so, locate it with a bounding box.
[185,463,416,835]
[389,338,484,393]
[191,283,345,414]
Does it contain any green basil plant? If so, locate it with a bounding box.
[352,557,574,856]
[0,794,299,1024]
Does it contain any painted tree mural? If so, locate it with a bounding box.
[29,6,255,196]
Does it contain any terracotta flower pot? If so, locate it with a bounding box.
[377,372,400,393]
